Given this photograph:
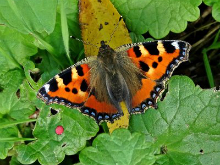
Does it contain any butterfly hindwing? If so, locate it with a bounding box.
[82,95,121,122]
[131,79,164,113]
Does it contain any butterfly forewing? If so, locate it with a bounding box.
[126,40,190,81]
[37,63,91,107]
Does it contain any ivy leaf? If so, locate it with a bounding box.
[111,0,202,39]
[80,129,156,165]
[0,0,57,34]
[204,0,220,21]
[16,106,99,165]
[129,76,220,164]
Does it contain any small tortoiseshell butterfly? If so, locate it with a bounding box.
[37,40,191,123]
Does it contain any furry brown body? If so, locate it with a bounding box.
[89,41,142,113]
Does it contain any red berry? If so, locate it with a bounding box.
[55,125,64,135]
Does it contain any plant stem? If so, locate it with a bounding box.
[0,137,36,142]
[0,119,37,129]
[202,49,215,87]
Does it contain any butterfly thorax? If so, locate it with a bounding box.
[97,42,117,73]
[89,42,143,112]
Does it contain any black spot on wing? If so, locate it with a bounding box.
[65,87,70,92]
[143,42,159,55]
[76,65,84,76]
[162,41,176,53]
[139,61,150,72]
[158,56,162,62]
[72,88,78,94]
[48,78,58,92]
[152,62,158,68]
[133,46,142,57]
[80,79,88,92]
[59,68,72,85]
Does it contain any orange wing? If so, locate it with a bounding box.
[131,79,164,112]
[37,62,119,123]
[125,40,191,113]
[37,63,90,107]
[127,40,191,81]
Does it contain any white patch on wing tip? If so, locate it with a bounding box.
[44,84,50,93]
[171,42,179,49]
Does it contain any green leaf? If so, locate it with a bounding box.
[10,156,24,165]
[22,60,39,90]
[204,0,220,22]
[0,70,34,119]
[0,26,37,75]
[57,0,83,62]
[60,0,72,65]
[129,76,220,164]
[61,0,81,38]
[80,129,156,165]
[0,119,18,159]
[16,106,99,165]
[130,32,146,42]
[130,32,154,43]
[37,51,60,85]
[0,0,57,34]
[0,69,35,159]
[42,13,70,68]
[111,0,202,39]
[69,38,84,62]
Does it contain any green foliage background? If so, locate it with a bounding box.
[0,0,219,165]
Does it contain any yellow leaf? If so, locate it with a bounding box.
[107,102,130,133]
[79,0,132,56]
[79,0,132,133]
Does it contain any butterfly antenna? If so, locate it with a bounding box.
[107,16,123,45]
[70,36,99,49]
